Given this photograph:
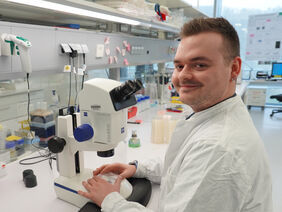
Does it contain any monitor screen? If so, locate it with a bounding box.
[271,63,282,78]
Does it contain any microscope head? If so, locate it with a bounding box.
[79,78,142,113]
[77,78,142,156]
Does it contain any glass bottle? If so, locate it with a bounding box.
[128,130,140,148]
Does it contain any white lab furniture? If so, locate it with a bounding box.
[244,88,267,109]
[243,80,282,109]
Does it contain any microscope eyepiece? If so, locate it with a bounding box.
[132,79,143,93]
[112,80,135,101]
[111,80,143,102]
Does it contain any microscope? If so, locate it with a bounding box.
[48,78,143,207]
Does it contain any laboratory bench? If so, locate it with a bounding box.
[0,105,188,212]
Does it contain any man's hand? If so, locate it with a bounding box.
[78,175,123,207]
[93,163,136,179]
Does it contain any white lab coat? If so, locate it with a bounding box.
[101,95,273,212]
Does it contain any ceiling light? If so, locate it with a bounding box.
[7,0,141,26]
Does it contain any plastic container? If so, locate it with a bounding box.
[5,141,17,162]
[151,117,164,144]
[30,109,54,123]
[24,132,39,152]
[30,121,55,138]
[26,136,40,150]
[151,114,178,144]
[128,106,137,119]
[5,135,22,142]
[30,120,55,128]
[128,130,140,148]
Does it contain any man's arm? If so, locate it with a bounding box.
[101,192,154,212]
[133,157,163,184]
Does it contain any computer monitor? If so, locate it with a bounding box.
[271,63,282,78]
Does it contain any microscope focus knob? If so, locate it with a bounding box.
[74,124,94,142]
[48,136,66,153]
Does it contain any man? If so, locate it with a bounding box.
[78,17,273,212]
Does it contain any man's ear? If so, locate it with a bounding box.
[230,56,242,81]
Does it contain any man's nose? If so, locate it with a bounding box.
[179,65,193,80]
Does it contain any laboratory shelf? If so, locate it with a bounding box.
[0,0,206,34]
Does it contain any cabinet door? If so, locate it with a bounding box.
[11,25,57,73]
[0,25,12,75]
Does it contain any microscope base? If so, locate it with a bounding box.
[54,170,93,208]
[54,168,133,208]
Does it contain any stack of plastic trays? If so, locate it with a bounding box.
[30,109,55,147]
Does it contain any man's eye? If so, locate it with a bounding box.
[175,65,184,70]
[194,64,207,69]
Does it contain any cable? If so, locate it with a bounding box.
[26,73,48,152]
[19,151,56,169]
[23,74,55,170]
[81,74,85,90]
[74,58,78,110]
[27,73,30,126]
[81,54,86,90]
[68,57,72,112]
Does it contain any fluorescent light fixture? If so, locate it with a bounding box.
[181,0,198,8]
[7,0,141,26]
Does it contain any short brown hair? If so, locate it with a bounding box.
[180,17,240,63]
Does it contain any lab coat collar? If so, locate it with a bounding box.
[185,93,237,120]
[188,93,240,122]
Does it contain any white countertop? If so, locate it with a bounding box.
[0,106,177,212]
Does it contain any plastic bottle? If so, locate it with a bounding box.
[128,130,140,148]
[144,96,150,110]
[24,132,35,152]
[51,90,59,106]
[5,141,17,162]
